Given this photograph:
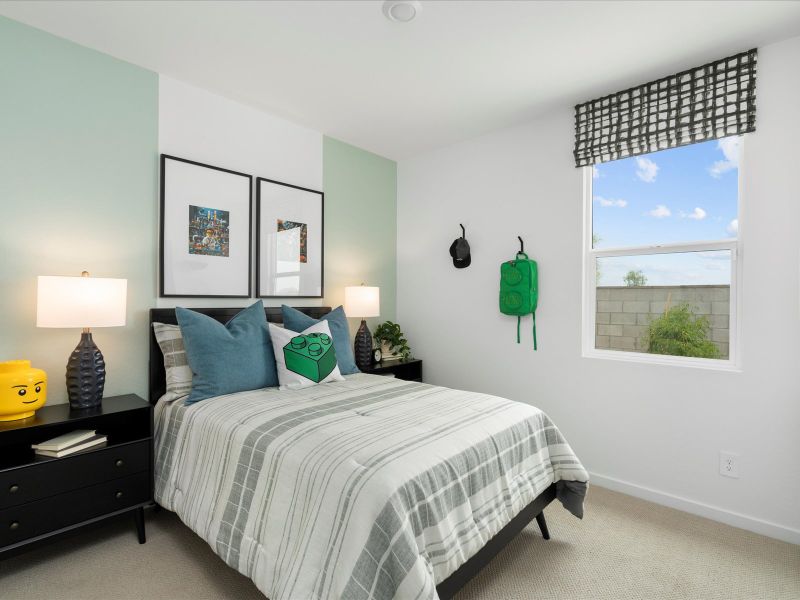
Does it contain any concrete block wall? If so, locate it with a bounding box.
[595,285,730,358]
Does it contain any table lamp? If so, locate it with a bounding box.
[344,285,380,371]
[36,272,127,410]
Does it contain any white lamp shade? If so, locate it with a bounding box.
[344,286,380,318]
[37,275,127,328]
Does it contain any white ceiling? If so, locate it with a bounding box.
[2,1,800,160]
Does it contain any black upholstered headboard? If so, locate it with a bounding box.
[148,306,331,405]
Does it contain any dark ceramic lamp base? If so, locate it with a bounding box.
[353,320,374,371]
[66,332,106,410]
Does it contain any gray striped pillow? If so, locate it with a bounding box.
[152,322,192,400]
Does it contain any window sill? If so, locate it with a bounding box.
[582,348,742,373]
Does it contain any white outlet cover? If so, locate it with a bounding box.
[719,451,740,478]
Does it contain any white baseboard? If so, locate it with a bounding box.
[588,471,800,546]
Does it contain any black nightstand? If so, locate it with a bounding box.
[0,394,153,558]
[362,359,423,382]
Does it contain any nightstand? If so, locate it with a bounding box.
[362,358,423,382]
[0,394,152,558]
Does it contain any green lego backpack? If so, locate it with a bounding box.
[500,251,538,349]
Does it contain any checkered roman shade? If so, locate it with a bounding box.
[573,49,757,167]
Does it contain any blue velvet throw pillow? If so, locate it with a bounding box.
[281,305,360,375]
[177,300,278,405]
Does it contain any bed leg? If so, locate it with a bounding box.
[535,512,550,540]
[134,507,146,544]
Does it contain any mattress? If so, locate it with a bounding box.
[154,373,588,599]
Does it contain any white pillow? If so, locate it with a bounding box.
[268,321,345,390]
[152,322,193,399]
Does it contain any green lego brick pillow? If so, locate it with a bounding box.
[268,320,345,390]
[282,305,359,375]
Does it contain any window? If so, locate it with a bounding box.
[582,137,741,368]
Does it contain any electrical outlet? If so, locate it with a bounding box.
[719,451,740,478]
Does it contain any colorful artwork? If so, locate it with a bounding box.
[189,205,230,257]
[277,219,308,263]
[256,177,322,298]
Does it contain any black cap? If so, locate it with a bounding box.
[449,236,471,269]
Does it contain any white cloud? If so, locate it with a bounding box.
[635,157,659,183]
[709,161,735,178]
[684,207,707,220]
[709,136,740,178]
[647,204,671,218]
[594,195,627,208]
[727,218,739,235]
[592,166,600,179]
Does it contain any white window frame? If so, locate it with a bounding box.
[581,140,744,371]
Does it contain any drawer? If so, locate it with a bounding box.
[0,471,149,547]
[0,440,150,509]
[386,362,422,382]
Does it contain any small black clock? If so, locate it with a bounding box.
[373,348,382,363]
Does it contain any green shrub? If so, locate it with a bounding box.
[645,304,720,359]
[624,270,647,287]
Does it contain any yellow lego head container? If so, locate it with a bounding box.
[0,360,47,421]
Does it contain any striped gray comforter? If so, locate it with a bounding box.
[155,374,588,600]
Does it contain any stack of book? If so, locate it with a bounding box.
[32,430,107,458]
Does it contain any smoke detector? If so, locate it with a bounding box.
[382,1,422,23]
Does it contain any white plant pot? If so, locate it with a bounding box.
[380,340,401,360]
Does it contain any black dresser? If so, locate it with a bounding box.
[0,394,152,557]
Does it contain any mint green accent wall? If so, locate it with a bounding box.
[323,137,397,332]
[0,17,397,405]
[0,17,158,403]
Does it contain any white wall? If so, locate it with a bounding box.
[157,75,323,308]
[398,36,800,543]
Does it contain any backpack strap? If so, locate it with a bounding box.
[532,311,537,351]
[516,316,521,344]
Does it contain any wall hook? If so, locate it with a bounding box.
[460,224,466,238]
[518,236,524,254]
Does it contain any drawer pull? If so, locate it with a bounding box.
[115,491,124,499]
[9,484,19,494]
[9,521,19,531]
[115,459,125,468]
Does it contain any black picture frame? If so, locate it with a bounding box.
[159,154,253,298]
[256,177,324,299]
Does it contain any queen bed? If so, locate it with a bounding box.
[149,306,588,600]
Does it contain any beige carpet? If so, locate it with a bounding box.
[2,486,798,599]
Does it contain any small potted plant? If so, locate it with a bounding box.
[373,321,412,361]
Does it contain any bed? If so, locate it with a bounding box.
[149,307,588,600]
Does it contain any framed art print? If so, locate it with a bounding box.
[160,155,252,297]
[256,178,323,298]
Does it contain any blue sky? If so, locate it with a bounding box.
[593,137,739,286]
